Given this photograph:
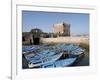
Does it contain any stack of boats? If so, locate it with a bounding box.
[22,44,85,68]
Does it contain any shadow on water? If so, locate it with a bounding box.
[72,52,89,66]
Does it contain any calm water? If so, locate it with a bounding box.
[75,52,89,66]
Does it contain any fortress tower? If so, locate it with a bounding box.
[53,22,70,36]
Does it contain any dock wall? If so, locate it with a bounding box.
[40,37,89,45]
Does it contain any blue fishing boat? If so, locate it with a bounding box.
[25,50,56,61]
[28,52,63,68]
[22,46,36,54]
[22,44,85,68]
[42,58,77,68]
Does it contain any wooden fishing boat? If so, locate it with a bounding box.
[22,44,85,68]
[28,52,63,68]
[42,58,77,68]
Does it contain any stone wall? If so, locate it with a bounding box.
[40,37,89,45]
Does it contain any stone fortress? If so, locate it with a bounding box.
[22,22,70,45]
[53,22,70,36]
[22,22,89,45]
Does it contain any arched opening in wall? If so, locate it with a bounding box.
[30,39,32,45]
[22,36,25,41]
[32,36,40,45]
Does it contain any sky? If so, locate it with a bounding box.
[22,11,89,35]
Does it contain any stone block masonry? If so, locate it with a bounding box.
[40,37,89,45]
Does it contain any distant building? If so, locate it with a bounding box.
[22,22,71,45]
[22,28,42,45]
[53,22,70,36]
